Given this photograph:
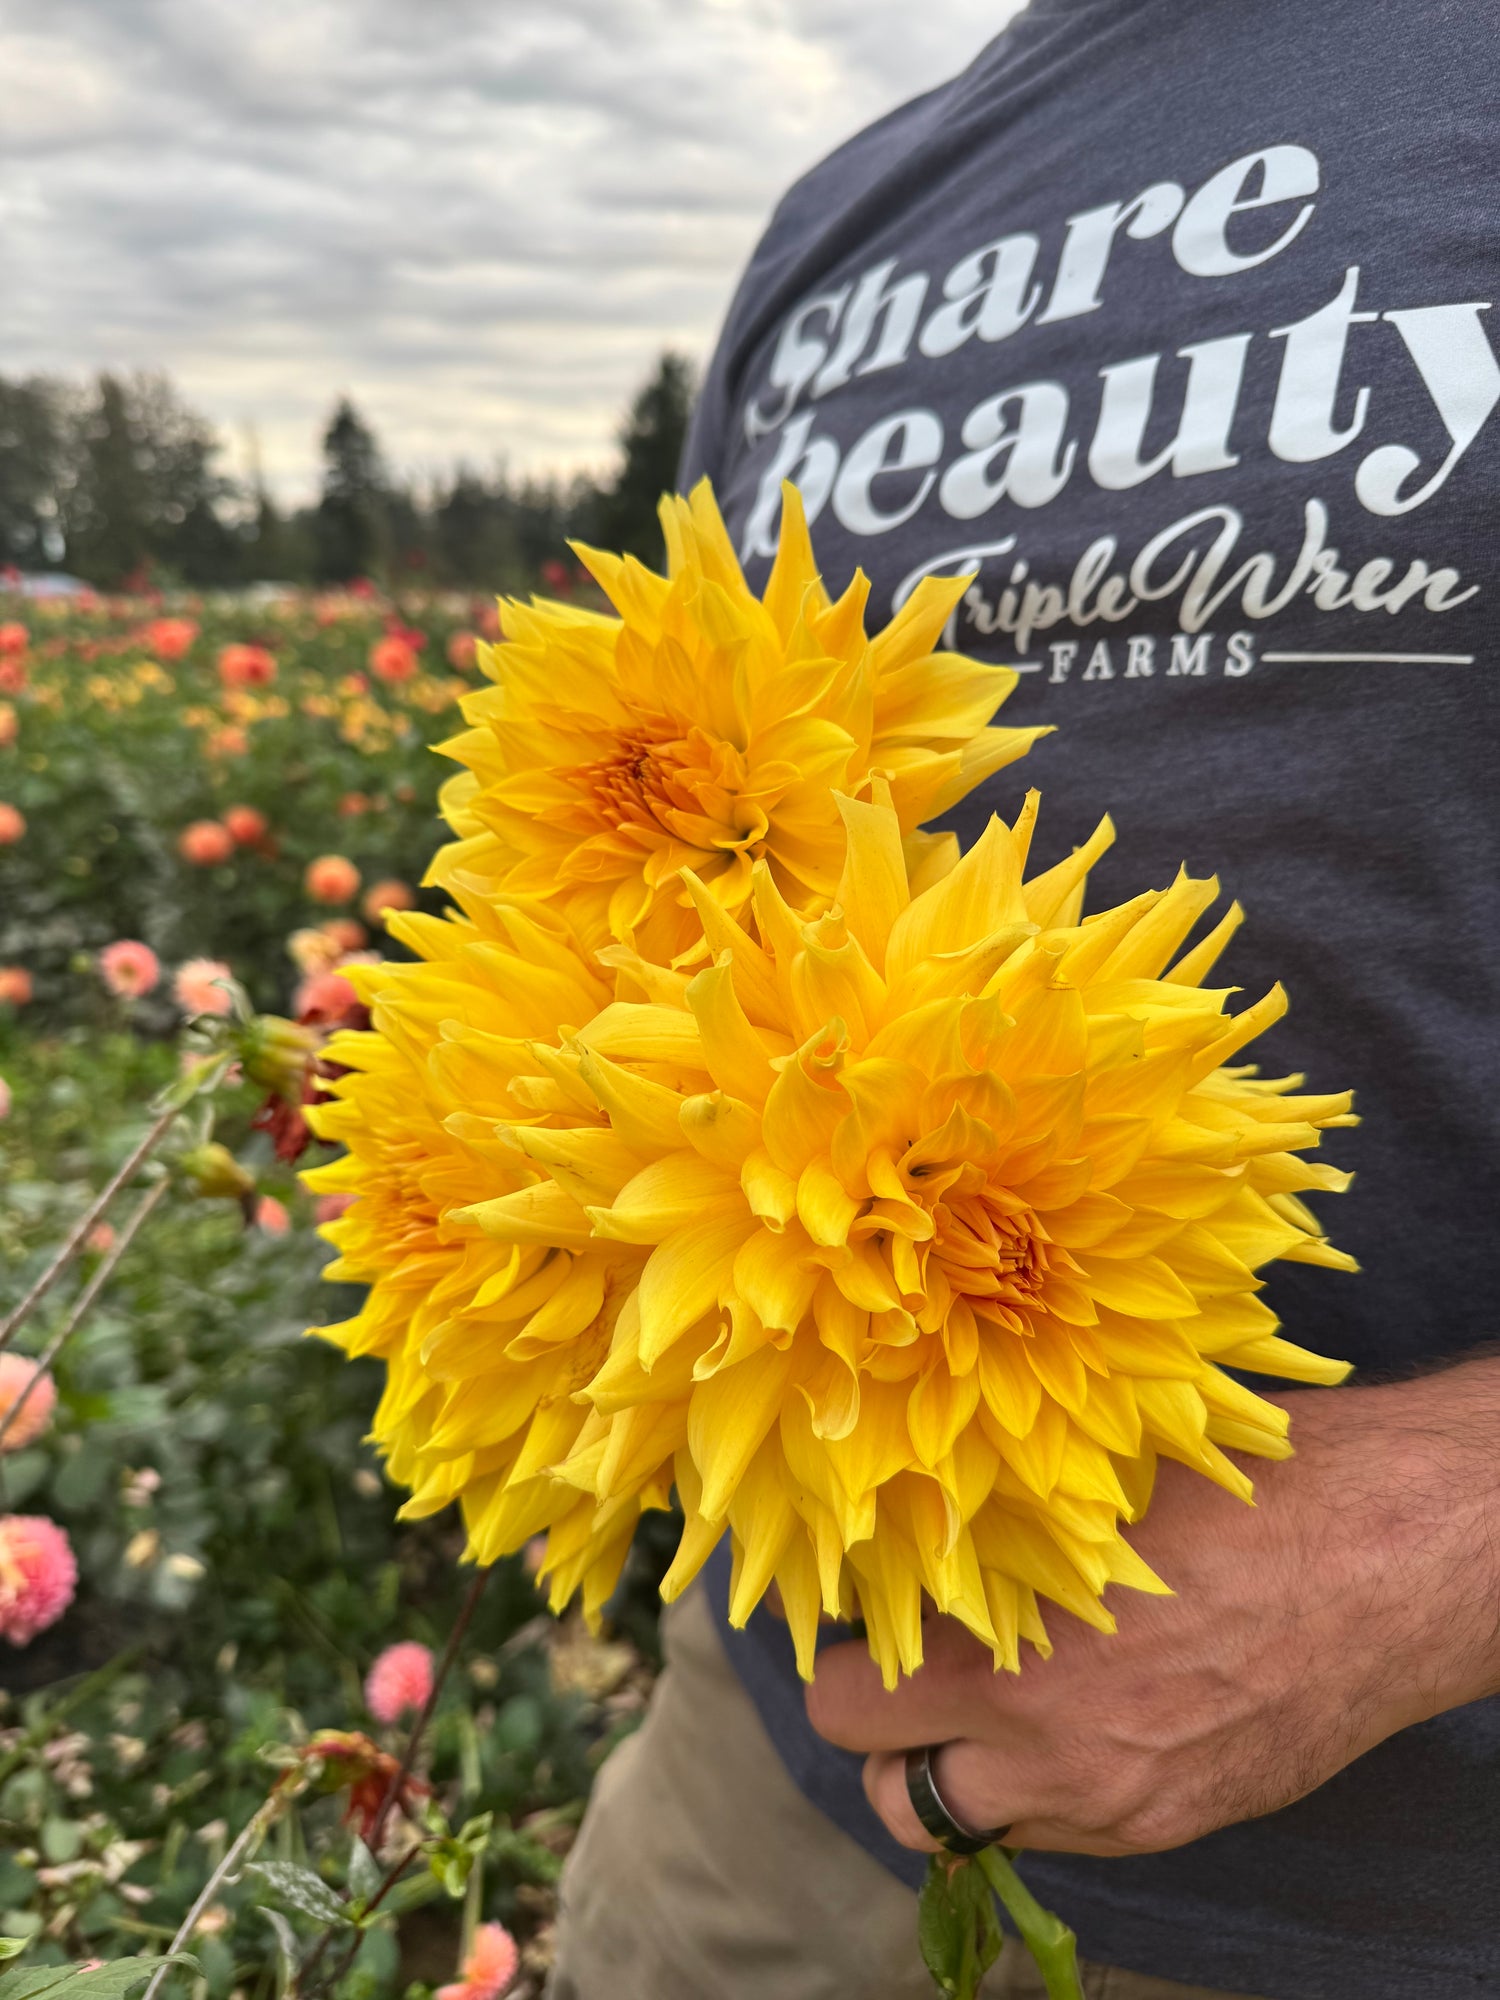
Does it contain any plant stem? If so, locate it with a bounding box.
[295,1840,415,2000]
[0,1177,168,1455]
[975,1848,1084,2000]
[366,1564,492,1854]
[460,1851,484,1962]
[296,1566,494,2000]
[141,1792,285,2000]
[0,1104,176,1353]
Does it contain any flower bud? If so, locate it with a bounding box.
[179,1142,255,1201]
[238,1014,318,1100]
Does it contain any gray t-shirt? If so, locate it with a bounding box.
[680,2,1500,1994]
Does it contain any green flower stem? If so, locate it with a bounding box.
[141,1791,286,2000]
[459,1850,484,1961]
[0,1102,175,1352]
[365,1563,492,1853]
[976,1848,1084,2000]
[0,1176,167,1459]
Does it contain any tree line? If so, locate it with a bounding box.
[0,353,695,592]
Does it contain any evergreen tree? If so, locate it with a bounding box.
[385,484,430,580]
[0,378,69,570]
[246,482,297,582]
[594,352,696,564]
[431,469,517,590]
[60,372,237,588]
[314,398,388,582]
[65,375,153,586]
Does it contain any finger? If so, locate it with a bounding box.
[805,1619,996,1753]
[863,1746,1132,1860]
[863,1741,1023,1854]
[864,1749,939,1852]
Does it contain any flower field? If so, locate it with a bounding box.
[0,584,656,1998]
[0,593,488,1017]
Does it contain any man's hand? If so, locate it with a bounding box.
[804,1360,1500,1858]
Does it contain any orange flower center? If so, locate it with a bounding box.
[931,1187,1051,1330]
[558,715,766,858]
[578,728,696,833]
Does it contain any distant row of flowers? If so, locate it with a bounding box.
[0,896,393,1643]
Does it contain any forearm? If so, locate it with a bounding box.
[1268,1354,1500,1726]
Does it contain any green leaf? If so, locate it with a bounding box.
[258,1909,301,1998]
[40,1819,84,1866]
[52,1449,111,1510]
[0,1857,38,1906]
[347,1837,381,1908]
[491,1695,543,1755]
[154,1051,236,1113]
[0,1956,199,2000]
[428,1846,472,1899]
[0,1946,27,1965]
[0,1449,49,1507]
[245,1861,349,1927]
[490,1825,563,1887]
[193,1938,233,2000]
[917,1854,1003,2000]
[455,1812,492,1855]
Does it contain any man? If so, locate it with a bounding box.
[549,1,1500,1993]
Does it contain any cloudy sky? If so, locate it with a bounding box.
[1,0,1022,502]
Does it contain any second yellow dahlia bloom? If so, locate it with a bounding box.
[429,481,1045,964]
[319,788,1354,1686]
[304,900,646,1589]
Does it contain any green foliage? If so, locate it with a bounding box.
[0,504,690,1990]
[918,1855,1004,2000]
[0,1956,198,2000]
[0,1029,652,1995]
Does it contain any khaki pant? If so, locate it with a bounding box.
[549,1586,1265,2000]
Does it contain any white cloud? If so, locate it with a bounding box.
[0,0,1020,499]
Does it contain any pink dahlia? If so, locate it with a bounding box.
[293,966,361,1024]
[173,958,234,1016]
[0,1515,78,1645]
[0,1353,57,1451]
[364,1640,435,1724]
[435,1923,519,2000]
[99,939,161,999]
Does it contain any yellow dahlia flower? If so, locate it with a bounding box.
[428,481,1045,963]
[304,900,647,1587]
[319,787,1354,1687]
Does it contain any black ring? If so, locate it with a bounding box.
[904,1743,1012,1855]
